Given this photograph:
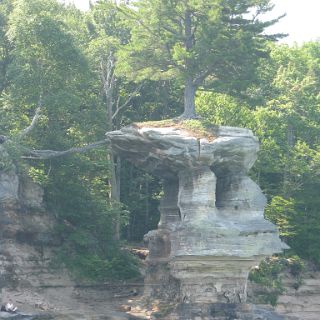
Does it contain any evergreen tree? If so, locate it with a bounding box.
[118,0,284,118]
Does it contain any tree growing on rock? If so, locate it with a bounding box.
[118,0,284,118]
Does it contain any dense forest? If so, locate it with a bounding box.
[0,0,319,282]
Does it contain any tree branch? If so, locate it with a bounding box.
[21,139,110,160]
[112,83,143,120]
[116,6,159,37]
[17,107,42,139]
[162,25,180,36]
[193,67,216,86]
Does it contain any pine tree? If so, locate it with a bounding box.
[118,0,284,118]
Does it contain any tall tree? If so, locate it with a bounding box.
[196,43,320,264]
[118,0,284,118]
[87,0,143,240]
[0,0,13,97]
[0,0,140,280]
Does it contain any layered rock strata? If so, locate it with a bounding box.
[106,124,288,312]
[248,268,320,320]
[0,146,60,291]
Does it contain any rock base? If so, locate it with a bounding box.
[107,124,288,309]
[155,303,286,320]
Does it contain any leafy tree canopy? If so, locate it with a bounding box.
[117,0,284,117]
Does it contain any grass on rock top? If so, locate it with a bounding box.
[133,119,217,140]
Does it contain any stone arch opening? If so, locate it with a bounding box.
[158,176,181,229]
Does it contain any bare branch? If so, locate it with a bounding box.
[112,83,143,120]
[100,52,117,128]
[17,107,42,139]
[21,139,109,160]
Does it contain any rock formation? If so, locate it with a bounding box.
[248,265,320,320]
[0,145,144,320]
[106,122,288,319]
[0,145,75,317]
[0,146,59,291]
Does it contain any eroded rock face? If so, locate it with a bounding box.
[107,126,258,177]
[0,148,19,205]
[107,124,288,316]
[0,146,61,294]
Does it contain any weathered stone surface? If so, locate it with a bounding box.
[19,177,44,209]
[107,125,259,177]
[107,123,288,318]
[159,303,287,320]
[0,171,19,204]
[0,146,145,320]
[0,147,18,205]
[0,149,61,294]
[248,269,320,320]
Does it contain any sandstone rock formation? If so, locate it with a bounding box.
[248,267,320,320]
[107,123,288,318]
[276,275,320,320]
[0,146,67,308]
[0,146,144,320]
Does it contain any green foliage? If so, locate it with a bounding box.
[287,255,305,277]
[44,152,140,281]
[121,162,162,241]
[118,0,281,84]
[197,91,253,127]
[249,258,286,288]
[56,249,140,281]
[265,196,296,238]
[117,0,284,116]
[27,165,50,185]
[0,147,14,172]
[197,43,320,267]
[1,0,320,283]
[249,255,305,305]
[0,0,141,281]
[249,255,304,305]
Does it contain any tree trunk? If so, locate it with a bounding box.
[109,152,121,241]
[181,10,197,119]
[145,176,149,234]
[182,77,197,118]
[283,122,295,198]
[101,52,122,241]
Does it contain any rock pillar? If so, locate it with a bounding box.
[106,124,288,317]
[178,166,217,223]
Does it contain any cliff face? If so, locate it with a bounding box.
[248,267,320,320]
[0,147,147,320]
[276,274,320,320]
[2,130,319,319]
[0,146,58,291]
[106,123,288,319]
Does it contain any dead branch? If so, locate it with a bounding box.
[112,83,143,120]
[21,139,109,160]
[17,107,42,140]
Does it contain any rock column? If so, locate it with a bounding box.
[143,178,180,300]
[106,124,288,315]
[178,166,217,223]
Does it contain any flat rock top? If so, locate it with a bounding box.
[106,123,259,177]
